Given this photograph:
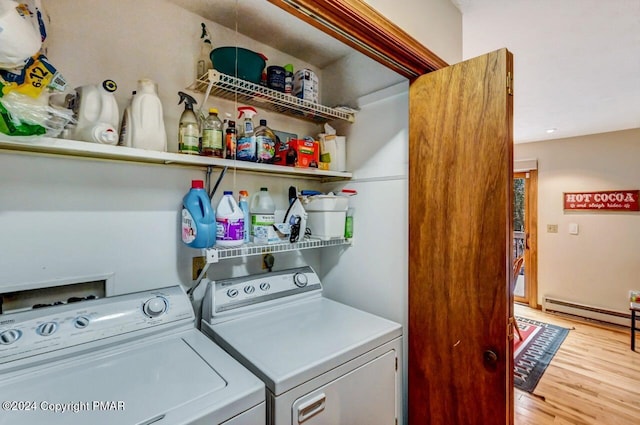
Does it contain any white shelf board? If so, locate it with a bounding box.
[0,136,352,180]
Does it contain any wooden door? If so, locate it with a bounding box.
[408,48,514,425]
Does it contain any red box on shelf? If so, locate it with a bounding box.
[288,139,319,168]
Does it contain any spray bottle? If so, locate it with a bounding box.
[236,105,257,161]
[196,23,213,79]
[178,91,199,154]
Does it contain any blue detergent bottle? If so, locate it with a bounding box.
[181,180,216,248]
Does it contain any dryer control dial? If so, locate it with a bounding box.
[36,322,58,337]
[293,272,308,288]
[0,329,22,345]
[143,296,168,318]
[74,316,91,329]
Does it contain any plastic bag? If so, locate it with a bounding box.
[0,89,74,137]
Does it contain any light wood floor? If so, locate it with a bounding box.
[514,304,640,425]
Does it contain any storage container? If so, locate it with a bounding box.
[210,47,266,84]
[302,195,348,240]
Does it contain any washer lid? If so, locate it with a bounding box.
[207,297,402,395]
[0,329,264,424]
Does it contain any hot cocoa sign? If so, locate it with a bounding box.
[564,190,640,211]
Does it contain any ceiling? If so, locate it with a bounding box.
[451,0,640,143]
[168,0,639,143]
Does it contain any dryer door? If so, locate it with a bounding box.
[291,350,396,425]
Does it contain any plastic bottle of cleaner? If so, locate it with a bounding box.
[178,91,199,154]
[250,187,276,244]
[118,90,135,147]
[215,191,245,247]
[225,120,237,159]
[236,106,257,161]
[69,80,119,144]
[196,23,213,79]
[255,119,276,163]
[130,79,167,151]
[181,180,216,249]
[238,190,250,243]
[201,108,223,157]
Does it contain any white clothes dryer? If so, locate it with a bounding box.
[201,266,403,425]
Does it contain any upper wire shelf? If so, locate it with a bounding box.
[188,70,355,124]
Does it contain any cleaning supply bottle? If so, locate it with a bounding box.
[250,187,276,244]
[130,79,167,151]
[238,190,250,243]
[255,119,276,163]
[181,180,216,249]
[196,23,213,79]
[236,106,257,161]
[118,90,135,147]
[178,91,199,154]
[225,120,237,159]
[201,107,223,157]
[215,191,245,247]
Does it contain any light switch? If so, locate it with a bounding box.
[547,224,558,233]
[569,223,579,235]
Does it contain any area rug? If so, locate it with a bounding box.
[513,317,569,392]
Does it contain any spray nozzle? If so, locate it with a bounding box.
[178,91,197,110]
[237,106,257,120]
[200,23,212,44]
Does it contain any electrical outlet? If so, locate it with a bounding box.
[547,224,558,233]
[192,256,206,280]
[262,253,275,270]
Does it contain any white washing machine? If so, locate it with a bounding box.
[0,285,265,425]
[201,266,403,425]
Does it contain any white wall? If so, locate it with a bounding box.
[515,128,640,314]
[0,0,328,297]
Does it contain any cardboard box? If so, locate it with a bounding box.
[289,139,319,168]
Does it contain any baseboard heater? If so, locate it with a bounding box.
[543,296,632,328]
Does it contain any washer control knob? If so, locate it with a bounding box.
[293,272,308,288]
[244,285,255,294]
[36,322,58,336]
[143,297,167,318]
[259,282,271,291]
[0,329,22,345]
[74,316,91,329]
[227,288,239,298]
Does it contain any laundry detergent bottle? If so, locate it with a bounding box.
[181,180,216,248]
[250,187,276,244]
[215,191,245,247]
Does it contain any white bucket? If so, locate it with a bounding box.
[302,195,348,240]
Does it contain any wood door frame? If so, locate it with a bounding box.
[269,0,449,78]
[514,170,538,309]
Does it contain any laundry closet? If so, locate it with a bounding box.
[0,1,513,425]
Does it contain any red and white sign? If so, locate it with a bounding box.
[563,190,640,211]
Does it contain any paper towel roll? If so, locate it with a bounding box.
[335,136,346,171]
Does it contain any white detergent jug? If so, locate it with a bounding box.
[67,80,119,145]
[129,79,167,151]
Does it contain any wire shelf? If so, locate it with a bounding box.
[189,70,355,124]
[205,238,351,263]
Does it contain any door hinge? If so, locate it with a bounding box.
[395,357,398,371]
[507,317,515,341]
[507,71,513,96]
